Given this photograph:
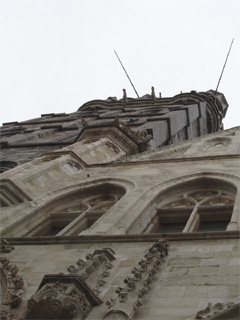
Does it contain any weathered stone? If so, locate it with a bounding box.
[0,90,239,320]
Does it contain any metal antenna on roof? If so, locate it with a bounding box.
[215,39,234,94]
[114,50,140,98]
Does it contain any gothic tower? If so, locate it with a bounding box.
[0,89,239,320]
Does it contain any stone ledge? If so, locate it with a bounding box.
[5,231,240,245]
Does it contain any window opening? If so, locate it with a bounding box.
[198,221,229,232]
[147,180,236,234]
[43,227,64,236]
[29,183,126,237]
[156,222,186,233]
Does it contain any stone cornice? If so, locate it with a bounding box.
[84,153,240,168]
[5,230,240,245]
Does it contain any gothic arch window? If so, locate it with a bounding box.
[29,183,126,237]
[147,178,236,234]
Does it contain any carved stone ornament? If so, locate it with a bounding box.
[104,240,169,320]
[24,248,115,320]
[0,256,25,320]
[195,301,240,320]
[0,239,15,253]
[67,248,115,296]
[25,275,102,320]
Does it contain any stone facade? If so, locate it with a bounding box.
[0,89,239,319]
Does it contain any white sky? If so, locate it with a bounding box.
[0,0,239,129]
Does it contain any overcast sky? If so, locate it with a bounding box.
[1,0,239,129]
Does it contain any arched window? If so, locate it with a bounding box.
[29,182,126,237]
[147,178,236,234]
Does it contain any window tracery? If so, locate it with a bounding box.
[147,179,236,234]
[30,183,125,237]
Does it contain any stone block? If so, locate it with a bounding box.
[153,286,186,298]
[145,297,199,308]
[177,251,214,259]
[163,275,196,286]
[200,257,229,267]
[227,285,240,297]
[147,306,199,320]
[177,245,199,253]
[194,275,236,286]
[169,267,189,275]
[188,266,218,275]
[183,285,227,298]
[218,265,240,276]
[168,257,201,267]
[229,257,240,265]
[209,244,235,252]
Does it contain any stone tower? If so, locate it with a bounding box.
[0,89,239,320]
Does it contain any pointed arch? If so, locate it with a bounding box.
[5,178,134,237]
[126,172,239,234]
[30,181,126,237]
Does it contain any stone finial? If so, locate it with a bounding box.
[123,89,128,104]
[151,86,156,103]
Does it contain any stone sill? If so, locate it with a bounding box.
[5,230,240,245]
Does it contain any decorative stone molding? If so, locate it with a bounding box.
[67,248,115,295]
[117,126,238,163]
[104,240,169,319]
[0,256,25,320]
[0,179,32,207]
[0,239,14,253]
[76,123,150,155]
[135,129,152,143]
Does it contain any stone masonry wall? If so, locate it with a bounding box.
[3,238,239,320]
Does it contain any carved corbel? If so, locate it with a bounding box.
[23,248,116,320]
[143,277,154,287]
[106,298,116,309]
[138,286,150,298]
[76,259,87,269]
[24,275,102,320]
[138,259,148,271]
[124,276,136,290]
[115,287,128,302]
[133,298,144,311]
[67,265,78,274]
[131,267,142,281]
